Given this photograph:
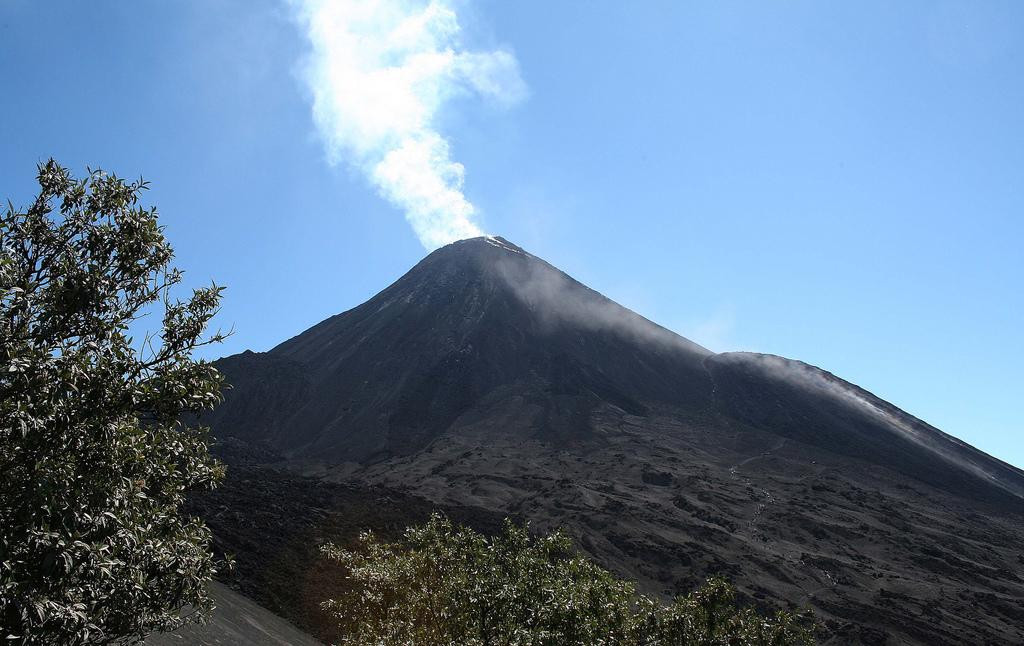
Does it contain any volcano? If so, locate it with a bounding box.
[204,237,1024,645]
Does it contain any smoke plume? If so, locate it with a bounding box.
[292,0,526,249]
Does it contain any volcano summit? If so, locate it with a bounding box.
[204,237,1024,645]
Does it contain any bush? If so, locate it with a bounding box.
[0,161,226,644]
[321,514,813,645]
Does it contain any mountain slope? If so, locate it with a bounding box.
[207,236,713,462]
[706,352,1024,507]
[203,237,1024,645]
[145,582,322,646]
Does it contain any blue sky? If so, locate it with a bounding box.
[1,1,1021,468]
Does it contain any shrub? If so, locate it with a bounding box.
[0,161,226,644]
[321,514,813,645]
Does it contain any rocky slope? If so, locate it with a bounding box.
[202,237,1024,645]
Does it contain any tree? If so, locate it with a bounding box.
[0,160,227,644]
[321,514,814,645]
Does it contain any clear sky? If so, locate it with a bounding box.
[1,1,1021,468]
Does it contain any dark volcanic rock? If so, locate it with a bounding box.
[203,236,1024,645]
[204,237,712,463]
[705,352,1024,507]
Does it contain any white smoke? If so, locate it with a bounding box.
[292,0,526,249]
